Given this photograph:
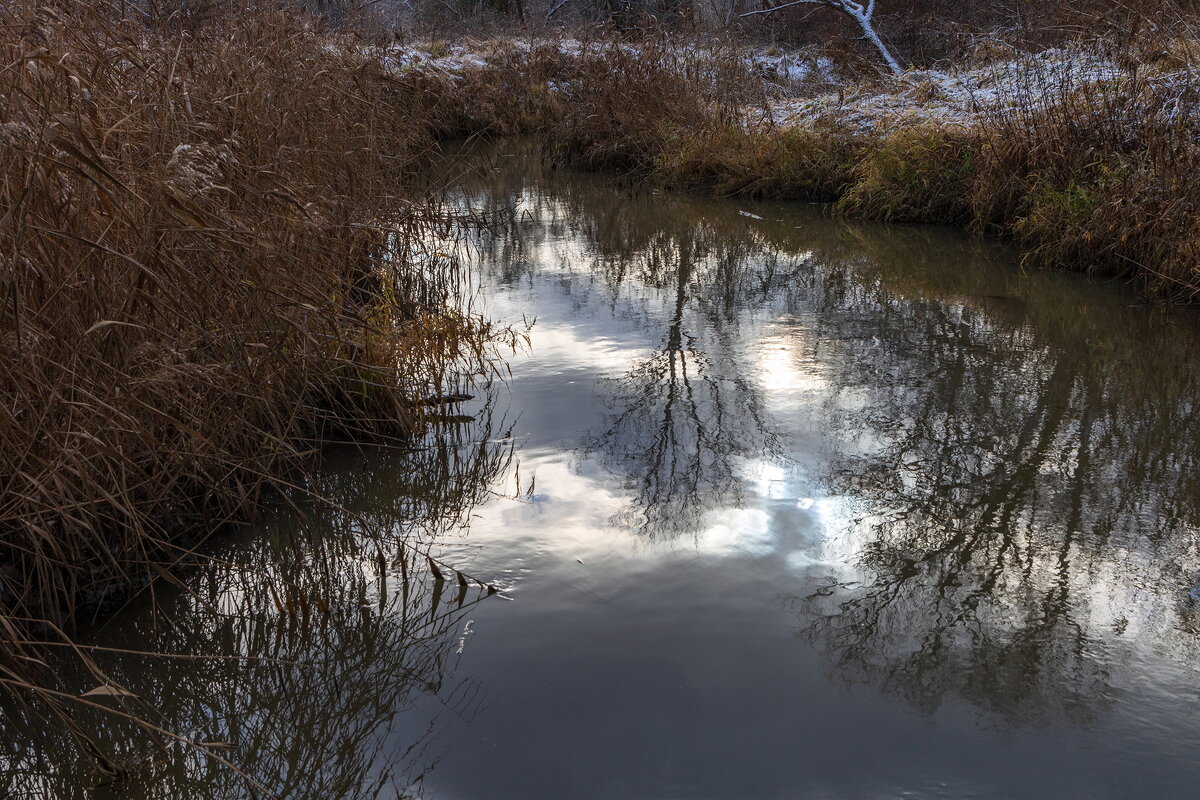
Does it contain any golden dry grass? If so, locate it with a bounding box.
[0,0,497,755]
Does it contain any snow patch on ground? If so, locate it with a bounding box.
[760,49,1124,133]
[372,37,837,89]
[359,37,1160,138]
[377,43,491,79]
[748,50,838,88]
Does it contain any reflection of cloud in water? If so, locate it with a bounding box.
[510,321,653,378]
[695,507,773,556]
[694,498,843,570]
[470,452,857,584]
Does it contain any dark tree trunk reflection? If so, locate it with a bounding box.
[458,142,1200,725]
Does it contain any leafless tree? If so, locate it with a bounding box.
[740,0,902,74]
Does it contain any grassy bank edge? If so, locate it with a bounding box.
[436,39,1200,301]
[0,4,519,758]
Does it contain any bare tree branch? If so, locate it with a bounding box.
[740,0,902,74]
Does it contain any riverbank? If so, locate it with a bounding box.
[0,2,506,747]
[401,35,1200,300]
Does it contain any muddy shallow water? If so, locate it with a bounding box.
[6,142,1200,799]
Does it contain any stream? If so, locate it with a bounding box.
[5,142,1200,799]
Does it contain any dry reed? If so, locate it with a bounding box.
[0,0,499,763]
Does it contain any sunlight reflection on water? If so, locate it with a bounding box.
[8,142,1200,800]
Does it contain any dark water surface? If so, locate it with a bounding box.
[7,143,1200,799]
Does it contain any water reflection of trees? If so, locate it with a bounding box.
[584,232,797,537]
[790,239,1200,726]
[460,142,1200,727]
[0,413,513,799]
[457,146,814,538]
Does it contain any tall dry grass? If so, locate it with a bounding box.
[450,34,762,170]
[970,52,1200,296]
[0,0,499,761]
[820,49,1200,296]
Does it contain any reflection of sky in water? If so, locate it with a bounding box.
[414,160,1200,798]
[465,451,851,576]
[462,243,905,595]
[15,152,1200,800]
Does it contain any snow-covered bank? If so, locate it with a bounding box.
[374,34,1200,146]
[370,37,1167,136]
[758,49,1125,132]
[372,36,837,89]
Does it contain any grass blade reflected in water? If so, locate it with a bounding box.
[0,404,515,799]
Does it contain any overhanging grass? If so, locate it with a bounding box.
[0,0,500,760]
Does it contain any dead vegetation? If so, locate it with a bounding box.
[431,28,1200,298]
[0,0,504,763]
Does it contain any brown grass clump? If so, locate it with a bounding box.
[970,55,1200,296]
[0,0,495,748]
[546,39,758,173]
[452,40,571,134]
[837,125,976,223]
[449,34,761,173]
[656,123,863,200]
